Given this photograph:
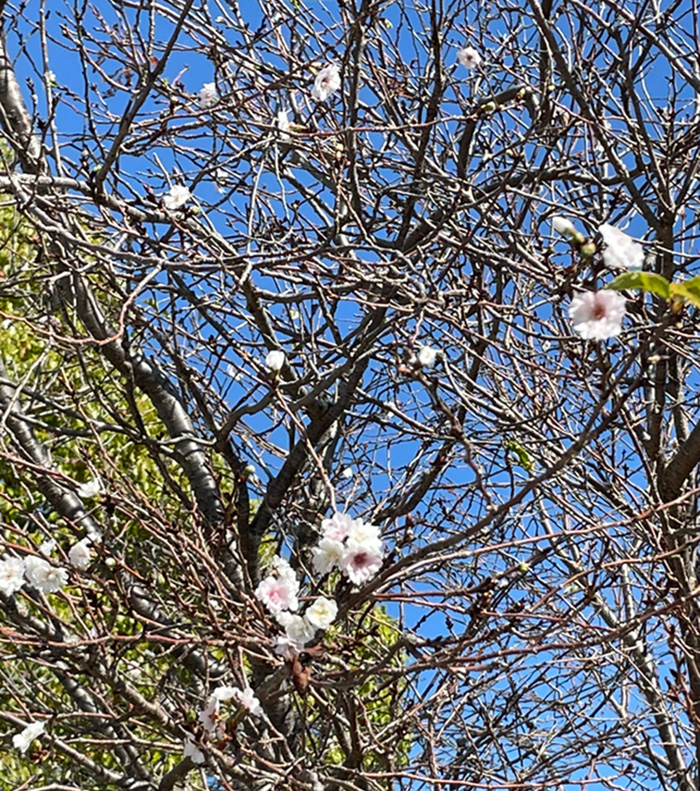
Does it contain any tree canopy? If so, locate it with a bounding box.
[2,1,700,790]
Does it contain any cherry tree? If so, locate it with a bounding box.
[1,0,700,790]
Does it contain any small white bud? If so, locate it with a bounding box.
[265,350,286,372]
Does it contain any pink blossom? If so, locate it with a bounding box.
[255,574,299,614]
[340,539,383,585]
[569,290,627,340]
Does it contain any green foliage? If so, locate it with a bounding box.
[606,271,671,299]
[607,271,700,309]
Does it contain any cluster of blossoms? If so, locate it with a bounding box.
[255,514,383,657]
[183,684,262,764]
[0,538,92,597]
[199,684,262,733]
[553,218,645,340]
[312,512,384,585]
[255,556,337,655]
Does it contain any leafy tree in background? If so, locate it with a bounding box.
[1,1,700,790]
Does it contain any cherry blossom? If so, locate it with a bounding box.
[312,537,345,575]
[0,556,25,595]
[12,721,45,754]
[599,223,644,271]
[255,573,299,614]
[163,185,191,211]
[77,478,102,499]
[340,539,384,585]
[232,686,262,717]
[271,555,296,581]
[198,695,219,733]
[321,511,354,542]
[24,555,68,593]
[305,596,338,630]
[69,538,92,569]
[569,290,627,340]
[417,345,439,368]
[198,82,217,109]
[347,518,382,551]
[273,634,301,660]
[281,613,318,646]
[457,46,482,69]
[199,685,241,733]
[311,64,341,101]
[183,735,205,765]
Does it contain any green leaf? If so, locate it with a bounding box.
[670,281,700,309]
[606,271,670,299]
[675,276,700,308]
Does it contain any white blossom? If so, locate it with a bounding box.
[198,81,217,109]
[311,64,341,101]
[457,46,482,69]
[321,511,354,542]
[183,735,205,765]
[24,555,68,593]
[69,538,92,570]
[282,613,317,646]
[265,349,286,372]
[599,223,644,271]
[12,721,45,754]
[273,634,301,659]
[198,695,219,732]
[417,345,439,368]
[271,555,297,582]
[312,537,345,576]
[77,478,102,499]
[552,216,577,237]
[277,109,291,137]
[232,686,262,717]
[200,685,261,729]
[0,557,25,596]
[305,596,338,630]
[39,539,56,557]
[340,539,384,585]
[347,519,382,552]
[199,685,239,733]
[569,290,627,340]
[163,184,191,211]
[211,685,239,703]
